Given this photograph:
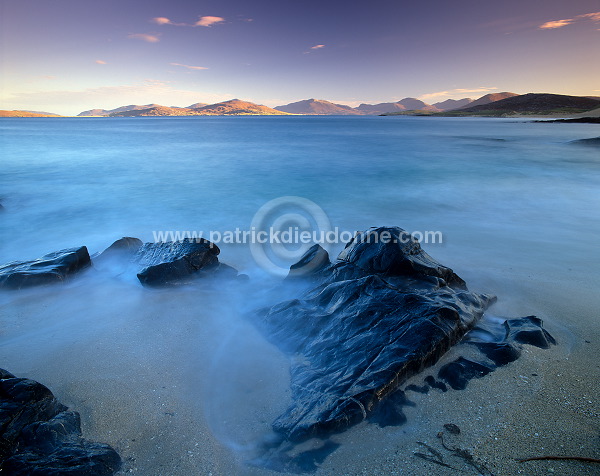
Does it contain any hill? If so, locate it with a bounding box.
[193,99,289,115]
[457,92,518,109]
[274,99,360,115]
[448,93,600,116]
[78,104,162,117]
[109,99,290,117]
[432,98,473,111]
[0,110,62,117]
[355,98,440,115]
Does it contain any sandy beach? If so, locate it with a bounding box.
[1,251,598,476]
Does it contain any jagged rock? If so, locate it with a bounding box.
[286,244,331,280]
[0,247,91,290]
[134,238,228,286]
[0,369,121,475]
[255,227,496,441]
[504,316,557,349]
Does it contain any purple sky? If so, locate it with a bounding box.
[1,0,599,114]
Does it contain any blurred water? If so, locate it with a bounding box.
[1,116,599,277]
[1,116,599,473]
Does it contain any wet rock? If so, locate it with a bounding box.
[504,316,557,349]
[98,237,143,258]
[286,244,331,280]
[0,369,121,475]
[437,357,493,390]
[255,226,496,441]
[424,375,448,392]
[367,390,414,427]
[443,423,461,435]
[134,238,227,286]
[0,247,91,290]
[471,342,521,366]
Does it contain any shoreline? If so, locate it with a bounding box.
[1,249,598,475]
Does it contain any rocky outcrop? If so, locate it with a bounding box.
[0,369,121,475]
[0,247,91,289]
[255,227,496,441]
[134,238,232,286]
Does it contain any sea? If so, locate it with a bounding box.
[0,116,599,474]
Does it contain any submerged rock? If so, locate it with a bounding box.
[0,247,91,290]
[0,369,121,475]
[134,238,229,286]
[255,227,496,441]
[438,357,493,390]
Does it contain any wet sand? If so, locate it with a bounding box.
[1,261,599,476]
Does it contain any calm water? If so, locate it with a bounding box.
[1,116,599,474]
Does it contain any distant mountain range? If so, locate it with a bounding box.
[75,92,524,117]
[78,100,287,117]
[3,92,600,118]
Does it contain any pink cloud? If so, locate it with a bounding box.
[152,17,172,25]
[128,33,160,43]
[195,16,225,27]
[311,44,325,49]
[169,63,209,71]
[95,60,107,65]
[539,19,574,29]
[539,11,600,29]
[579,12,600,21]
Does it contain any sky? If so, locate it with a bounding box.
[1,0,599,115]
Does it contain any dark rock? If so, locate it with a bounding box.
[424,375,448,392]
[286,244,331,280]
[443,423,461,435]
[0,247,91,290]
[405,384,430,394]
[255,226,495,441]
[437,357,493,390]
[471,342,521,366]
[504,316,557,349]
[0,369,121,475]
[98,237,143,258]
[134,238,224,286]
[252,439,341,473]
[367,390,413,427]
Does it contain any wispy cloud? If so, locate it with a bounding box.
[539,11,600,29]
[195,16,225,27]
[539,19,574,29]
[419,87,498,101]
[128,33,160,43]
[580,12,600,21]
[95,60,107,65]
[169,62,208,71]
[304,44,326,54]
[152,15,225,27]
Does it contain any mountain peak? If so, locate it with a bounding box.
[275,98,361,115]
